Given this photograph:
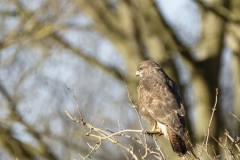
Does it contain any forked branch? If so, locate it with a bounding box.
[65,84,165,160]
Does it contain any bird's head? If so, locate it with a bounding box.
[136,60,160,79]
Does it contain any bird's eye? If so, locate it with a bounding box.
[139,67,143,70]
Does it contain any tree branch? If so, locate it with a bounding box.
[51,33,122,80]
[194,0,240,24]
[0,83,57,160]
[65,84,166,160]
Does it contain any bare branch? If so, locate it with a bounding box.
[205,88,218,150]
[224,130,240,152]
[64,81,168,159]
[212,135,235,159]
[230,112,240,122]
[52,34,122,80]
[64,84,84,122]
[194,0,240,24]
[65,86,139,159]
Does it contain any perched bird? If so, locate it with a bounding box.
[136,60,187,156]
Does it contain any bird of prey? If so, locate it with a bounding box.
[136,60,187,156]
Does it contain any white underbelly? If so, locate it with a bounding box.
[158,122,168,138]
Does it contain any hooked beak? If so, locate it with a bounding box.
[136,71,140,77]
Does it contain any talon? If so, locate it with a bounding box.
[142,130,147,134]
[142,130,162,137]
[142,122,163,136]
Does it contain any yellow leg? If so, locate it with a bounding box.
[151,122,160,133]
[142,122,163,135]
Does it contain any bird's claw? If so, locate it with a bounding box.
[142,130,163,136]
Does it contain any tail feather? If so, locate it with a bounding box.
[167,127,187,156]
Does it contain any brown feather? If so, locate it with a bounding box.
[167,127,187,156]
[136,60,187,156]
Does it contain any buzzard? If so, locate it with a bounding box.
[136,60,187,156]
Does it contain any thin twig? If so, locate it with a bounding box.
[120,72,150,158]
[205,88,218,150]
[230,112,240,122]
[65,75,167,160]
[153,136,165,160]
[122,150,129,160]
[224,133,229,160]
[99,120,105,129]
[65,87,139,160]
[185,133,199,159]
[65,84,84,122]
[224,130,240,152]
[212,135,235,159]
[78,153,84,159]
[120,71,135,107]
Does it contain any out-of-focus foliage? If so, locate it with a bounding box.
[0,0,239,159]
